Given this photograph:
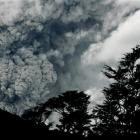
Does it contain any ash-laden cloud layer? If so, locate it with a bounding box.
[0,0,140,114]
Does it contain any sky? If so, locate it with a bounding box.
[0,0,140,115]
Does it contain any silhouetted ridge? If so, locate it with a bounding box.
[0,108,47,129]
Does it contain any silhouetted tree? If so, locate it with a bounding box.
[44,91,92,136]
[22,91,92,137]
[92,45,140,135]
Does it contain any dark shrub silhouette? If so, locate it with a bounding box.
[22,91,92,137]
[0,108,84,138]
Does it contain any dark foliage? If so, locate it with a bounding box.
[92,45,140,135]
[22,91,92,137]
[0,108,92,139]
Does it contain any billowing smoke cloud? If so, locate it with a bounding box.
[0,0,140,115]
[0,48,57,115]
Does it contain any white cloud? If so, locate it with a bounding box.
[116,0,140,7]
[82,10,140,65]
[86,88,104,114]
[0,0,23,25]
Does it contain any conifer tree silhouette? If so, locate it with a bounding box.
[92,45,140,135]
